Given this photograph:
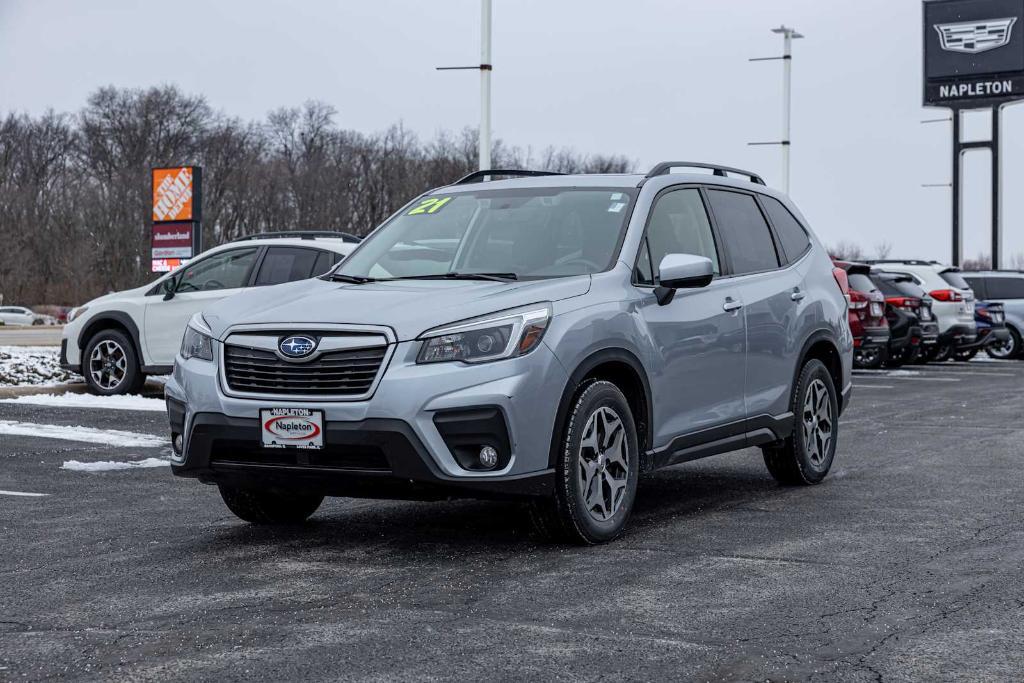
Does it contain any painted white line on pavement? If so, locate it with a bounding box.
[888,376,960,382]
[0,421,167,448]
[0,490,48,497]
[853,384,895,389]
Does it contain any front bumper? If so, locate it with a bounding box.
[165,338,568,500]
[169,411,553,500]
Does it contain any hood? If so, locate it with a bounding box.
[201,276,592,341]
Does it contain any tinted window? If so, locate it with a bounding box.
[847,273,878,293]
[176,248,259,292]
[762,196,810,262]
[939,269,971,290]
[962,276,987,299]
[985,276,1024,299]
[876,274,927,298]
[634,239,653,284]
[640,188,720,285]
[312,250,339,277]
[706,190,780,274]
[255,247,321,286]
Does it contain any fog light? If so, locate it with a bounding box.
[172,433,183,455]
[478,445,499,469]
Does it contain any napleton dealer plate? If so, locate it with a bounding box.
[260,408,324,450]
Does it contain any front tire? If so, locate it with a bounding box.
[219,485,323,524]
[83,329,146,395]
[762,359,838,486]
[529,380,639,545]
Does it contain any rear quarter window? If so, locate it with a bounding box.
[847,273,878,293]
[939,270,971,290]
[761,196,811,263]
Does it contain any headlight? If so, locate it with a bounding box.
[417,304,552,364]
[67,306,88,323]
[180,314,214,361]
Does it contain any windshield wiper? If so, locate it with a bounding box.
[329,273,377,284]
[391,272,519,282]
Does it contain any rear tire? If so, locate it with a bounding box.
[854,346,884,369]
[953,348,978,362]
[529,380,639,545]
[986,326,1021,360]
[931,344,953,363]
[82,329,146,395]
[762,359,838,486]
[219,485,323,524]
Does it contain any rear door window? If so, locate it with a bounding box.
[761,196,810,263]
[985,277,1024,299]
[254,247,322,286]
[706,189,780,274]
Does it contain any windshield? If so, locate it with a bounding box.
[333,188,636,281]
[847,273,878,294]
[876,275,925,298]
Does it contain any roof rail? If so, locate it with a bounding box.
[644,161,766,186]
[230,231,361,244]
[864,259,941,266]
[452,169,564,185]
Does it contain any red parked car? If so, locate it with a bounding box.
[834,260,890,368]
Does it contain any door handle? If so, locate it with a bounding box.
[791,290,806,302]
[723,298,743,312]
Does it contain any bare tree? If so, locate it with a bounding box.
[0,86,634,306]
[828,240,866,261]
[873,240,893,260]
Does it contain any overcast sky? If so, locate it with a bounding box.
[2,0,1022,263]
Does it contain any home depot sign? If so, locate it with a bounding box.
[151,166,202,272]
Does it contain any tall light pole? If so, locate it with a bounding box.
[749,25,804,194]
[438,0,493,171]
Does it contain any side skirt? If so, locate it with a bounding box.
[645,413,795,471]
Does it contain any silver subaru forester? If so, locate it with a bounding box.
[166,162,853,544]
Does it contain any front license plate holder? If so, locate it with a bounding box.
[260,408,324,450]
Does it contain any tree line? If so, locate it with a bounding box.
[0,85,631,306]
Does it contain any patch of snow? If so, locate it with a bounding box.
[0,489,49,497]
[61,457,170,472]
[0,420,167,447]
[0,346,80,387]
[885,370,921,377]
[1,393,165,412]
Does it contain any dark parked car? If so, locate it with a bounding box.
[835,261,889,368]
[871,270,939,366]
[952,301,1008,361]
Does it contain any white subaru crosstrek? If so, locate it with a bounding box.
[62,233,357,394]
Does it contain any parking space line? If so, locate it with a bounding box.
[0,490,48,497]
[853,384,894,389]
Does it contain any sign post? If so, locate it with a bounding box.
[924,0,1024,267]
[151,166,202,272]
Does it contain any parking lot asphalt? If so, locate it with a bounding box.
[1,360,1023,681]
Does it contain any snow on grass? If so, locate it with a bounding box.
[61,457,170,472]
[0,393,165,412]
[0,420,167,447]
[0,345,80,387]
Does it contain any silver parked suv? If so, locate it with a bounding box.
[167,163,853,544]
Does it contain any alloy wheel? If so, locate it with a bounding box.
[578,406,629,522]
[801,378,833,467]
[89,340,127,390]
[988,334,1016,359]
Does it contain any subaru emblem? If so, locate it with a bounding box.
[279,335,317,358]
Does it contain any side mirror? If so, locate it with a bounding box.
[654,253,714,305]
[162,276,177,301]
